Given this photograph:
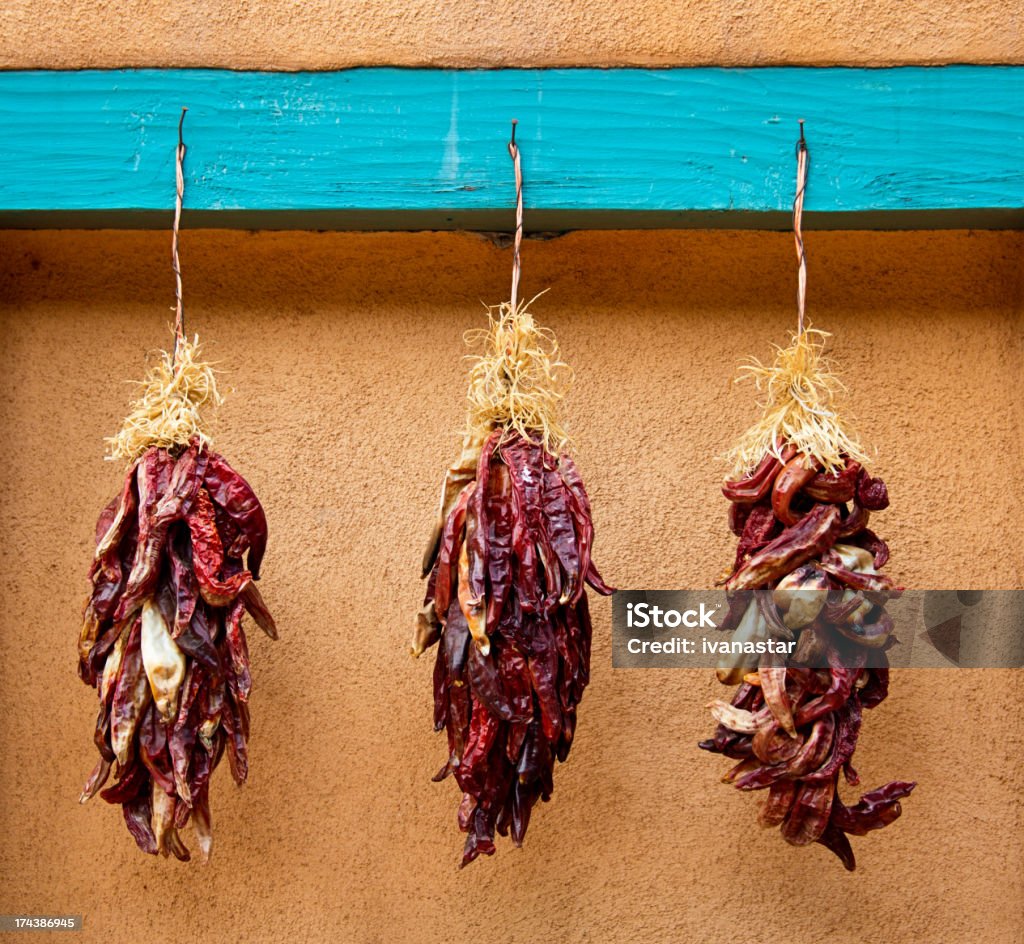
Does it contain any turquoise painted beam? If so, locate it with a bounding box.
[1,67,1022,230]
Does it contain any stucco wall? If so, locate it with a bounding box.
[1,0,1022,68]
[0,229,1021,943]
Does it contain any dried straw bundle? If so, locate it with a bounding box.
[106,336,221,463]
[726,326,867,478]
[464,294,572,454]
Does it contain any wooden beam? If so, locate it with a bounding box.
[1,67,1022,229]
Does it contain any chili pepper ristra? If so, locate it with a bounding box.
[78,109,277,862]
[412,121,614,867]
[700,123,914,870]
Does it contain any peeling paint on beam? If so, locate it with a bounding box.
[1,67,1022,230]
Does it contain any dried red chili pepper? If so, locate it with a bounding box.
[79,439,276,861]
[415,429,612,866]
[702,446,914,870]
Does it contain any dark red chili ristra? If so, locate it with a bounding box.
[702,447,914,871]
[416,429,612,867]
[79,438,276,861]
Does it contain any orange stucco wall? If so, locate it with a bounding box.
[0,229,1021,943]
[0,0,1022,68]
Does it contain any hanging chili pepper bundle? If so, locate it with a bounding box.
[413,305,613,868]
[700,129,913,870]
[78,112,277,861]
[412,124,613,867]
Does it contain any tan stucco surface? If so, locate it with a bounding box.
[0,229,1022,943]
[1,0,1022,68]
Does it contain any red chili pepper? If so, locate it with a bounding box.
[222,600,252,703]
[727,503,842,591]
[542,465,581,604]
[771,454,818,525]
[121,791,159,855]
[484,463,514,635]
[219,681,249,787]
[203,453,269,579]
[856,469,890,511]
[186,488,252,607]
[830,781,915,835]
[804,458,861,503]
[433,486,472,627]
[94,469,137,561]
[137,701,175,795]
[169,662,204,802]
[465,435,495,607]
[722,451,784,503]
[239,582,278,640]
[730,503,779,578]
[99,756,148,805]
